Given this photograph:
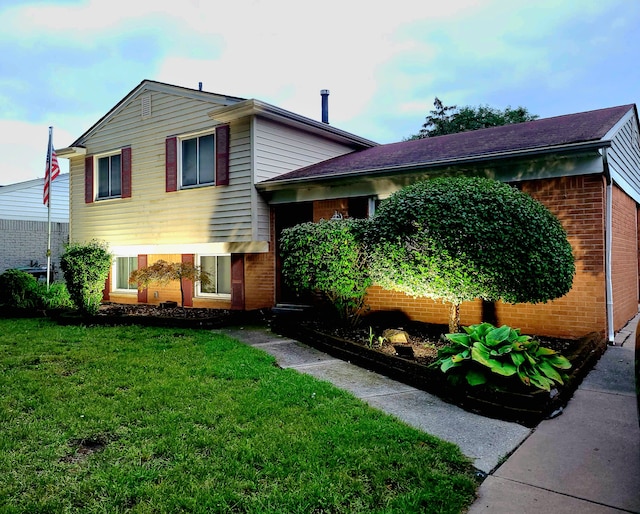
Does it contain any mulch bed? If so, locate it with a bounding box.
[270,310,607,427]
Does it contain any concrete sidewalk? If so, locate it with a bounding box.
[468,316,640,514]
[219,317,639,512]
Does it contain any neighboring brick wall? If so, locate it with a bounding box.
[0,219,69,279]
[611,184,639,331]
[365,176,610,338]
[313,199,349,222]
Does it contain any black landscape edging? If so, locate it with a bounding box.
[271,316,606,427]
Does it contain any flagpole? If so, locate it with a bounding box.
[46,126,53,290]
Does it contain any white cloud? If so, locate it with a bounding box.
[0,120,71,185]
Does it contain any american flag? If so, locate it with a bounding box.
[43,130,60,206]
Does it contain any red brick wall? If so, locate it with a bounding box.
[313,199,349,222]
[244,249,275,310]
[611,184,639,330]
[366,176,610,338]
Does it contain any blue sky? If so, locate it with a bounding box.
[1,0,639,184]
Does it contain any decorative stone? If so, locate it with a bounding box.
[383,329,409,343]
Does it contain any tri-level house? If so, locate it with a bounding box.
[60,79,640,341]
[58,80,375,311]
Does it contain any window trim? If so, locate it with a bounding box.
[95,150,123,200]
[112,256,138,294]
[179,130,216,189]
[196,254,232,298]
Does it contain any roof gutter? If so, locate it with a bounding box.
[602,147,615,344]
[256,139,612,191]
[55,146,87,158]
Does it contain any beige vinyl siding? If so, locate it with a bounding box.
[253,117,358,240]
[70,91,254,246]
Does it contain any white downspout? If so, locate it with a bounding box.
[603,147,615,344]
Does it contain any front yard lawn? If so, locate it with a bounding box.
[0,318,477,513]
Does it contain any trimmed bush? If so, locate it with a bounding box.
[279,218,372,325]
[60,240,112,316]
[368,177,575,332]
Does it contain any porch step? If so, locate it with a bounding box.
[272,303,313,314]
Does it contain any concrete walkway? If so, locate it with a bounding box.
[468,316,640,514]
[218,317,639,512]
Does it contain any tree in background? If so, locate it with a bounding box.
[367,177,575,333]
[407,97,538,139]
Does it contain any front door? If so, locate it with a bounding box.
[275,202,313,304]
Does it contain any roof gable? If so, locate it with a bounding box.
[261,104,635,183]
[70,80,246,147]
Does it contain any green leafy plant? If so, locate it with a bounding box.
[367,177,575,333]
[0,269,38,308]
[432,322,571,392]
[0,270,73,311]
[367,327,386,348]
[279,218,372,325]
[129,259,210,312]
[34,281,73,310]
[60,240,112,316]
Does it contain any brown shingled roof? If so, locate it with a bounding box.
[262,104,634,183]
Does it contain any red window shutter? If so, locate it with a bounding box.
[215,124,230,186]
[102,271,111,301]
[181,254,194,307]
[85,156,94,203]
[230,254,245,310]
[137,254,148,303]
[166,137,178,192]
[121,146,132,198]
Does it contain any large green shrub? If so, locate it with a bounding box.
[60,240,112,316]
[368,176,575,332]
[0,269,38,308]
[279,218,372,325]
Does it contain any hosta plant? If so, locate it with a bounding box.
[432,323,571,392]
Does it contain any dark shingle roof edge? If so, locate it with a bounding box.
[257,104,636,186]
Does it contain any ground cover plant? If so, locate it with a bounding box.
[0,318,477,513]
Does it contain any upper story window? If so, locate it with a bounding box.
[181,133,215,187]
[84,147,131,204]
[165,124,230,193]
[97,153,122,199]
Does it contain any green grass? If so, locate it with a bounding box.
[0,318,478,513]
